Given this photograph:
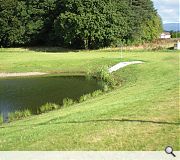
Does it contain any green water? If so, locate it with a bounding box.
[0,76,102,121]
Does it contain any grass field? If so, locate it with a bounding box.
[0,48,179,151]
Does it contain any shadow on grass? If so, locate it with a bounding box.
[43,118,180,126]
[27,47,79,53]
[1,118,180,129]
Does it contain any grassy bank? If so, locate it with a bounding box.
[0,48,179,150]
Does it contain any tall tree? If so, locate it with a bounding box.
[129,0,162,43]
[0,0,25,47]
[0,0,163,48]
[54,0,131,49]
[24,0,57,45]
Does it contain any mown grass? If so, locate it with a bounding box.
[0,48,179,151]
[0,48,124,73]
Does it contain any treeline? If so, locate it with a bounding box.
[0,0,162,49]
[170,32,180,38]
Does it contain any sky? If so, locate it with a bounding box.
[152,0,180,24]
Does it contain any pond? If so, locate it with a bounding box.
[0,76,103,121]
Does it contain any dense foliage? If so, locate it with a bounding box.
[0,0,162,48]
[170,32,180,38]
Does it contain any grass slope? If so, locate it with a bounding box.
[0,49,179,150]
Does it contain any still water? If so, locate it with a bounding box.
[0,76,102,120]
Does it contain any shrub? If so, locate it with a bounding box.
[23,109,31,117]
[96,66,117,87]
[106,76,117,87]
[103,84,109,92]
[91,90,103,97]
[39,103,59,113]
[152,46,164,51]
[79,93,92,103]
[96,66,110,81]
[63,98,74,107]
[8,109,31,122]
[0,114,3,124]
[85,69,94,80]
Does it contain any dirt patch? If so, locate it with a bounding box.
[0,72,47,78]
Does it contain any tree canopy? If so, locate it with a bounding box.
[0,0,162,48]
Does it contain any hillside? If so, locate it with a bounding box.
[163,23,180,31]
[0,49,179,150]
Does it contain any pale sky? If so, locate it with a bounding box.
[152,0,180,23]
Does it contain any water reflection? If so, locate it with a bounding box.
[0,76,102,119]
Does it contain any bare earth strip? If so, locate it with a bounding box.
[108,61,144,73]
[0,72,47,78]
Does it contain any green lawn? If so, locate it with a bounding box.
[0,48,125,73]
[0,48,179,151]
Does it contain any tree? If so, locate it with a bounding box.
[0,0,57,47]
[0,0,25,47]
[54,0,131,49]
[24,0,57,45]
[0,0,163,48]
[129,0,162,43]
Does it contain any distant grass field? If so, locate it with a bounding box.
[0,48,179,150]
[0,48,125,73]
